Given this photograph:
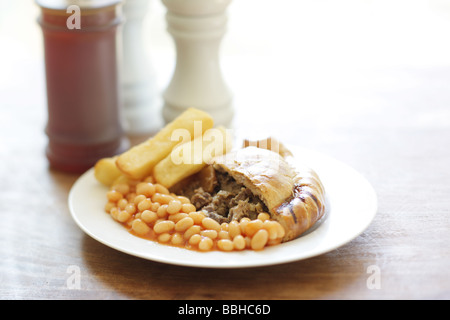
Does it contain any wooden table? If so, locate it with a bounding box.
[1,0,449,300]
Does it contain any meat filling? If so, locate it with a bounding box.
[173,166,268,224]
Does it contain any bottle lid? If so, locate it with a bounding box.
[36,0,122,10]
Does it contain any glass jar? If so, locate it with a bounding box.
[37,0,128,173]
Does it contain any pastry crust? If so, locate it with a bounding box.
[213,138,326,241]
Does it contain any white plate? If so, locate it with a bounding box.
[68,147,377,268]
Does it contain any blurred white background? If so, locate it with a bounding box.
[1,0,450,142]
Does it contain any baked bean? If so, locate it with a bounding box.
[153,220,175,234]
[202,217,221,232]
[136,182,156,197]
[151,193,161,204]
[245,219,264,237]
[263,220,278,240]
[150,202,160,212]
[218,230,230,240]
[104,202,115,213]
[169,212,188,223]
[251,229,269,250]
[157,204,168,218]
[188,234,202,245]
[107,190,123,202]
[125,219,134,228]
[112,183,129,195]
[133,194,146,205]
[257,212,270,221]
[117,198,128,210]
[220,222,229,232]
[141,210,157,224]
[228,221,241,238]
[171,232,183,245]
[137,198,152,212]
[167,199,182,214]
[217,239,234,251]
[132,219,150,235]
[158,233,171,243]
[198,237,214,251]
[181,203,196,214]
[152,193,173,205]
[188,211,205,224]
[201,229,218,240]
[126,192,137,202]
[117,210,131,223]
[183,225,201,240]
[155,184,170,195]
[110,207,119,220]
[125,203,136,215]
[233,235,246,250]
[239,218,251,233]
[175,217,194,232]
[177,196,191,204]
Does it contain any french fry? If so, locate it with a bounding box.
[116,108,214,180]
[153,126,232,188]
[94,156,122,186]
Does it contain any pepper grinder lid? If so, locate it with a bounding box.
[36,0,122,9]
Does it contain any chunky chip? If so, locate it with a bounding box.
[153,126,232,188]
[115,108,214,180]
[94,156,122,186]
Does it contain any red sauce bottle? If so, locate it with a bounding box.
[37,0,128,173]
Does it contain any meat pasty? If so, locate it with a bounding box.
[171,138,326,242]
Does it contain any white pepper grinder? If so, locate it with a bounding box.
[161,0,234,126]
[122,0,161,134]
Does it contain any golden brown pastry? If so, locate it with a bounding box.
[213,139,326,241]
[247,138,326,240]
